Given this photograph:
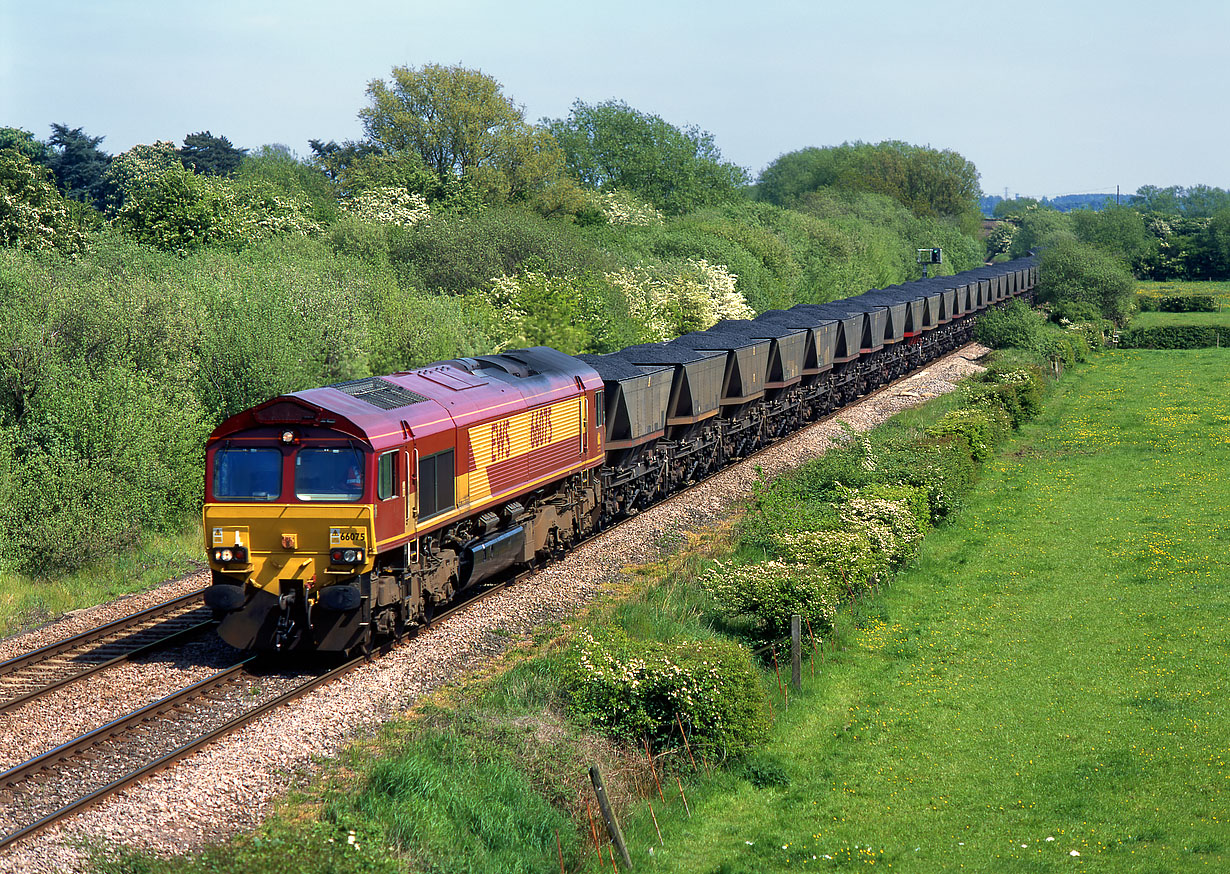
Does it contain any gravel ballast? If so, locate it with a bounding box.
[0,345,989,873]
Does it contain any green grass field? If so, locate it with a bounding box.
[1136,279,1230,301]
[617,349,1230,872]
[1131,310,1230,329]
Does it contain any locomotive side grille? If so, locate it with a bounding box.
[330,377,428,410]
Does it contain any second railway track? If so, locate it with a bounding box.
[0,588,214,714]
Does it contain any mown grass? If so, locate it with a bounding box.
[1131,310,1230,329]
[615,349,1230,872]
[0,523,204,638]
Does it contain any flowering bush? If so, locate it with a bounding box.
[114,164,318,254]
[0,150,86,255]
[964,366,1044,429]
[597,188,663,226]
[707,483,927,634]
[568,627,769,756]
[339,187,431,227]
[604,258,753,341]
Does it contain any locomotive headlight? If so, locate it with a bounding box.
[212,546,249,564]
[329,547,365,565]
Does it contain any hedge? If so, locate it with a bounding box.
[1119,325,1226,349]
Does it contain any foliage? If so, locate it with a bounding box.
[962,366,1044,429]
[547,99,749,216]
[388,205,613,293]
[756,141,982,230]
[47,123,114,210]
[1156,293,1216,312]
[568,626,770,755]
[103,141,182,212]
[595,188,664,226]
[488,265,638,354]
[708,482,928,634]
[0,127,53,166]
[1119,325,1227,349]
[604,258,753,340]
[973,299,1047,349]
[1006,204,1072,258]
[360,64,576,208]
[1037,237,1136,322]
[340,187,430,227]
[1069,205,1156,269]
[1130,183,1230,218]
[0,149,87,255]
[237,144,341,226]
[928,407,1005,461]
[114,162,319,254]
[178,130,248,176]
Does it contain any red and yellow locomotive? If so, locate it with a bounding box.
[203,347,605,652]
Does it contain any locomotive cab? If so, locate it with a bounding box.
[204,419,379,653]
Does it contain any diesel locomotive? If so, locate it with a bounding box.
[203,257,1037,653]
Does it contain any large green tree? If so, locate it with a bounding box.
[757,141,981,229]
[359,64,574,208]
[178,131,248,177]
[545,99,749,216]
[47,124,113,210]
[0,128,53,167]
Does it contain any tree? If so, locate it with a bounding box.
[1038,237,1135,323]
[178,131,248,177]
[104,141,182,212]
[0,149,86,255]
[546,100,749,216]
[47,124,113,210]
[358,64,574,208]
[757,141,980,228]
[0,128,53,167]
[1069,206,1155,269]
[1007,205,1072,258]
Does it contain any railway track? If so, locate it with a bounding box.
[0,589,214,714]
[0,577,512,852]
[0,342,988,855]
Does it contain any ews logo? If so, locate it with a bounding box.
[490,420,511,463]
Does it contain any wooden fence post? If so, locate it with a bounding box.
[791,614,802,692]
[590,766,633,870]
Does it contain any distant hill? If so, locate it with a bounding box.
[980,193,1124,216]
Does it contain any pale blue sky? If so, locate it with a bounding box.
[2,0,1226,198]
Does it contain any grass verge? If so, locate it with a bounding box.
[615,348,1229,872]
[0,523,204,639]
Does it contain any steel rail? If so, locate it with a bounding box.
[0,588,213,714]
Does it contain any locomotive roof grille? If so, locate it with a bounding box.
[330,377,428,410]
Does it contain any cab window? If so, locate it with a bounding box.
[377,451,397,500]
[295,447,364,502]
[213,448,282,501]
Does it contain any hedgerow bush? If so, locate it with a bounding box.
[963,367,1045,429]
[928,407,1006,462]
[567,627,770,756]
[1158,294,1216,312]
[1120,325,1226,349]
[973,299,1045,349]
[710,482,928,636]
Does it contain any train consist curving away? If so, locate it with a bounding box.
[203,256,1037,653]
